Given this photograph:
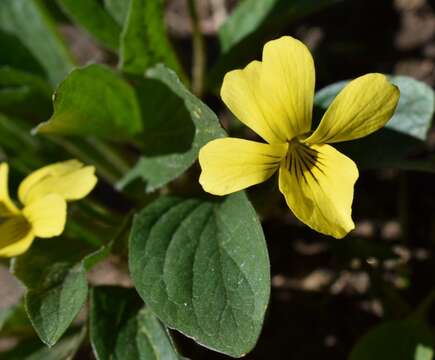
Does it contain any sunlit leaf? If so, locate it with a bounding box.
[35,64,143,138]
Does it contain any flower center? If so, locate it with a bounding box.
[284,139,322,183]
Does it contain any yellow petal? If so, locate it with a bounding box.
[0,216,34,257]
[199,138,287,195]
[221,61,285,144]
[18,159,97,205]
[0,163,19,216]
[260,36,315,140]
[22,194,66,238]
[305,73,400,144]
[279,143,358,238]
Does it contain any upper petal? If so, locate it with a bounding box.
[0,163,19,216]
[18,159,97,205]
[305,73,400,145]
[221,61,285,144]
[260,36,315,140]
[199,138,287,195]
[0,216,34,257]
[279,143,358,238]
[22,194,67,238]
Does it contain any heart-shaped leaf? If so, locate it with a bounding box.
[129,192,270,357]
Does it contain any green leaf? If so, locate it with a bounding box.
[209,0,339,89]
[314,76,435,172]
[35,64,143,138]
[90,286,184,360]
[129,192,270,357]
[11,239,91,346]
[11,239,89,289]
[119,0,184,79]
[0,0,75,86]
[56,0,121,52]
[0,67,52,120]
[218,0,277,53]
[350,318,434,360]
[103,0,131,26]
[118,64,225,192]
[315,76,435,141]
[25,264,88,347]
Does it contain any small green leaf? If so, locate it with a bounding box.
[129,192,270,357]
[118,64,225,192]
[56,0,122,51]
[11,239,91,346]
[90,286,142,360]
[218,0,277,53]
[103,0,131,26]
[135,309,184,360]
[25,264,88,347]
[35,64,143,138]
[0,0,75,86]
[119,0,184,78]
[350,317,434,360]
[90,286,184,360]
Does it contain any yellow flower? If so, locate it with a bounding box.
[0,160,97,257]
[199,36,400,238]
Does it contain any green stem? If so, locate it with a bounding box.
[86,138,131,175]
[46,135,119,185]
[66,220,103,247]
[187,0,206,97]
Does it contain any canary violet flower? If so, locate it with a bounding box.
[0,160,97,257]
[199,36,400,238]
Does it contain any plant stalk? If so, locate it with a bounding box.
[187,0,206,97]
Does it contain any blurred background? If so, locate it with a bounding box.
[1,0,435,359]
